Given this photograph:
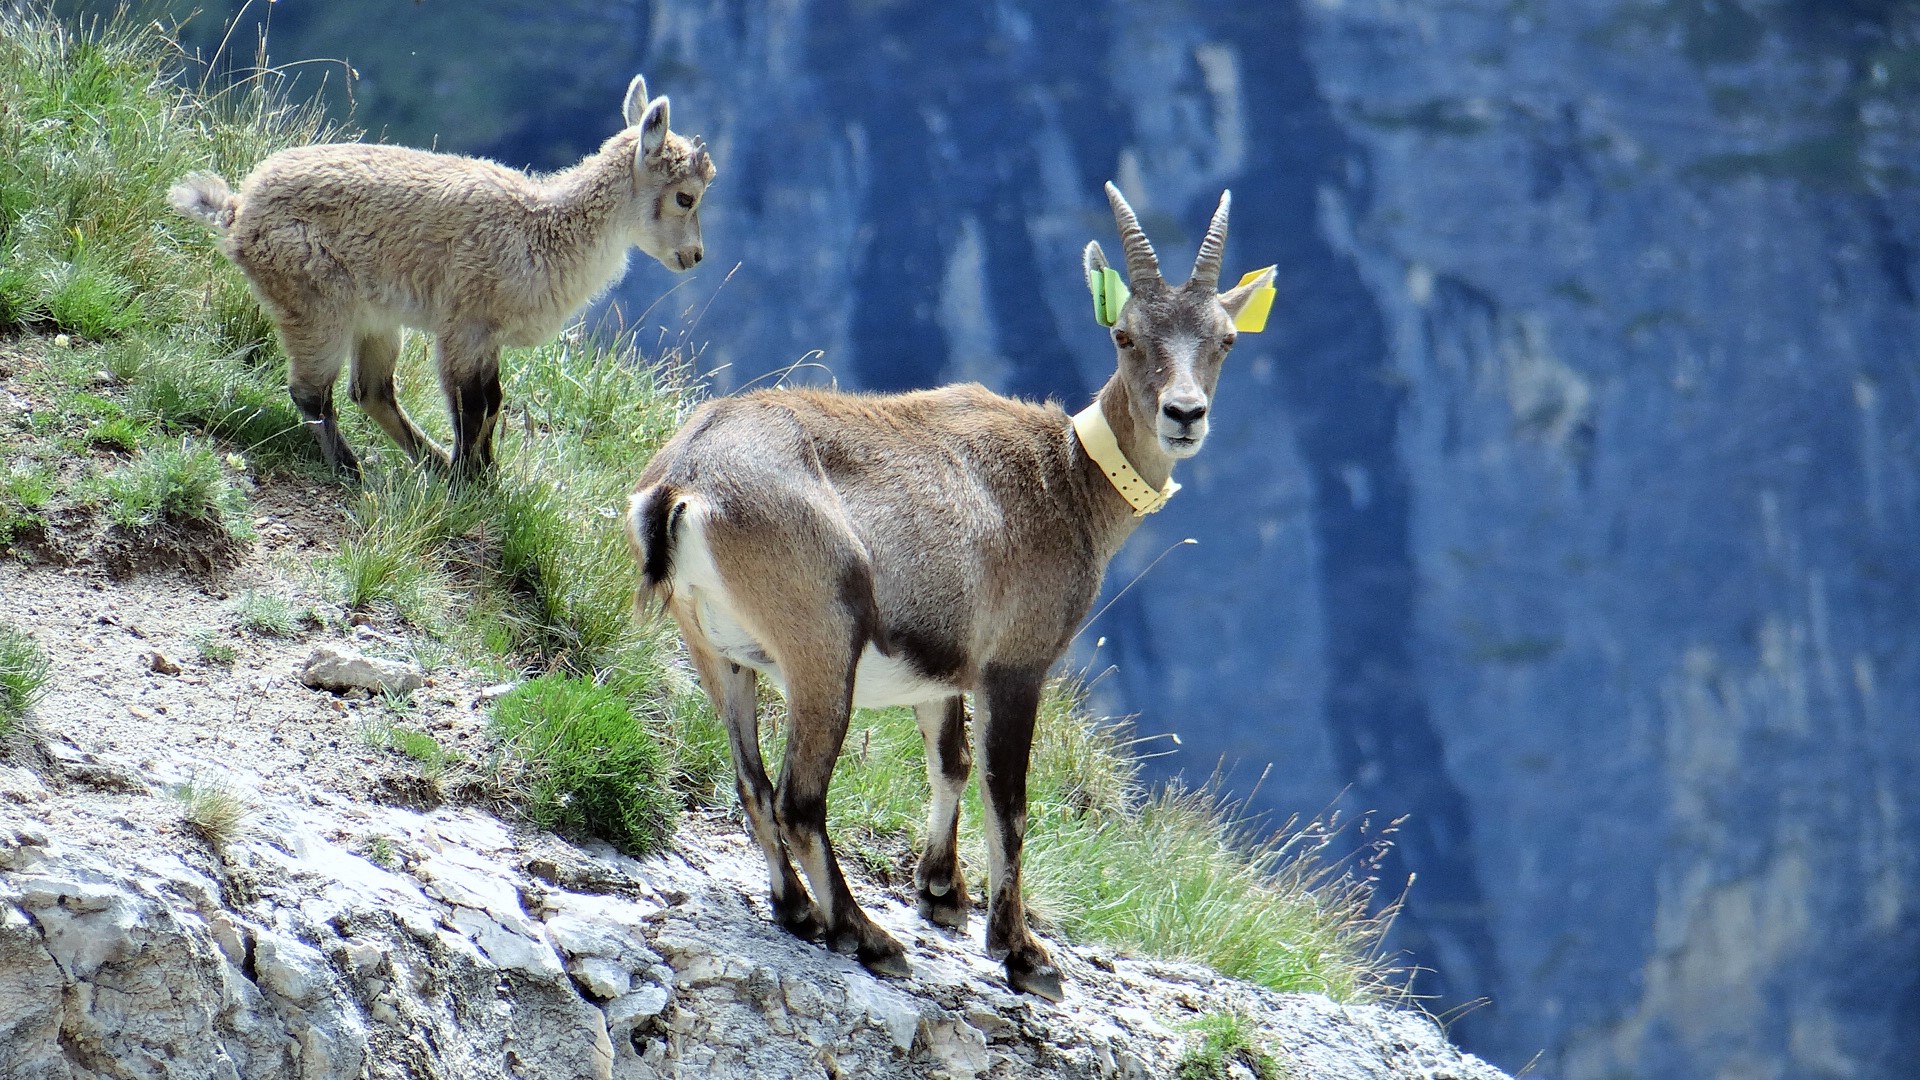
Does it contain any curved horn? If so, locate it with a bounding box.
[1104,181,1161,285]
[1191,190,1231,290]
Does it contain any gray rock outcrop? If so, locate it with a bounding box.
[0,791,1504,1080]
[300,644,427,697]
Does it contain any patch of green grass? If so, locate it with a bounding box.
[390,727,446,766]
[231,590,315,638]
[0,462,55,548]
[1026,788,1401,1000]
[46,260,143,339]
[488,675,677,857]
[804,679,1401,1000]
[98,436,252,537]
[173,775,250,844]
[0,260,42,327]
[0,7,325,337]
[190,628,238,666]
[1176,1011,1287,1080]
[364,716,457,779]
[362,711,460,776]
[111,334,312,471]
[328,471,467,620]
[364,833,399,870]
[0,622,52,738]
[85,414,146,453]
[0,4,332,473]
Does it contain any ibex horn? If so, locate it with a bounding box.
[1104,181,1161,286]
[1191,190,1231,291]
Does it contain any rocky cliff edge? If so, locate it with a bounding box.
[0,478,1507,1080]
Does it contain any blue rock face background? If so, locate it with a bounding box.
[148,1,1920,1075]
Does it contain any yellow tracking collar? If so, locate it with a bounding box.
[1072,403,1180,516]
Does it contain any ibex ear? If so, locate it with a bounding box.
[622,74,650,128]
[1084,242,1131,327]
[1218,265,1277,332]
[637,97,671,158]
[1083,241,1109,293]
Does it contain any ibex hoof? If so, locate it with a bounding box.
[830,923,910,979]
[1006,954,1065,1002]
[774,901,826,942]
[916,887,970,931]
[857,941,912,979]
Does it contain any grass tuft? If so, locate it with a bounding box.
[0,623,52,738]
[1025,787,1403,1000]
[1176,1010,1287,1080]
[0,463,55,548]
[98,436,253,537]
[173,775,250,844]
[813,679,1403,999]
[363,715,457,779]
[46,261,143,339]
[189,627,239,666]
[329,471,465,620]
[231,590,315,638]
[488,675,678,857]
[364,833,399,870]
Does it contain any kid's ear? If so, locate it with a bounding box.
[622,74,650,128]
[638,97,672,157]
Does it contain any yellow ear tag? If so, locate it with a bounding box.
[1232,266,1277,333]
[1092,266,1131,327]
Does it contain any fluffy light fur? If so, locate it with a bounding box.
[625,183,1276,1000]
[170,73,716,477]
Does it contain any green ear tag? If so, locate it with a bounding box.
[1232,266,1277,333]
[1092,266,1131,327]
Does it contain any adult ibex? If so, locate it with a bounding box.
[626,183,1273,999]
[170,74,714,477]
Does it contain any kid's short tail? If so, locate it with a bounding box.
[167,172,239,232]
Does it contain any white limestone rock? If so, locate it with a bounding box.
[299,643,425,696]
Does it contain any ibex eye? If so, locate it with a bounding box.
[676,192,695,209]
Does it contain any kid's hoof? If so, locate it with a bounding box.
[1006,955,1065,1002]
[916,887,970,931]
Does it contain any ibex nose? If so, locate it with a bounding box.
[1162,400,1207,427]
[675,247,704,270]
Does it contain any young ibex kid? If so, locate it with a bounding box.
[626,183,1274,999]
[170,74,714,477]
